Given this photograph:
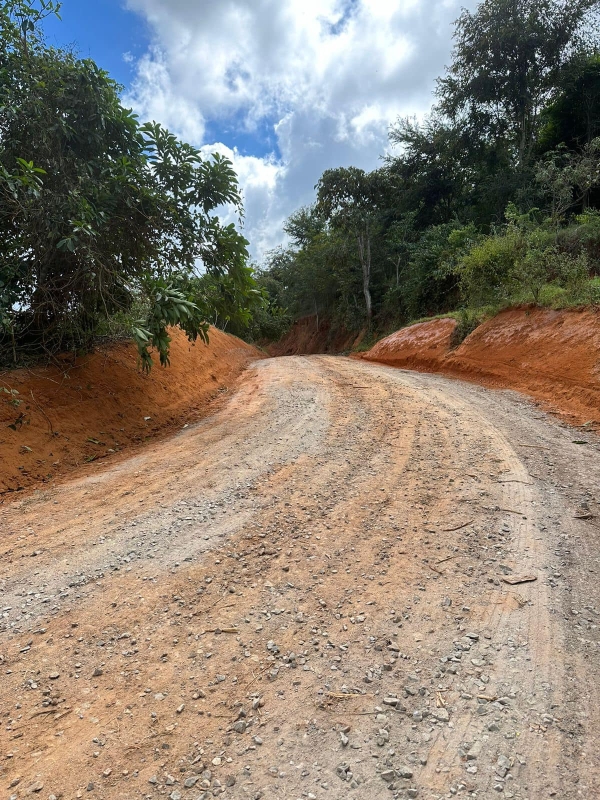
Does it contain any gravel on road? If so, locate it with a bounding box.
[1,355,599,800]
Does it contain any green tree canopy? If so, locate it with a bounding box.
[539,54,600,151]
[0,0,254,369]
[316,167,389,322]
[438,0,599,168]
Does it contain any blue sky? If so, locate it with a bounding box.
[42,0,476,258]
[43,1,147,88]
[43,1,279,159]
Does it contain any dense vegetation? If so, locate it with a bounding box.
[3,0,600,366]
[0,0,259,369]
[256,0,600,344]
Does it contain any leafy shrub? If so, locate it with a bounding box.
[401,222,464,319]
[559,210,600,269]
[450,307,490,347]
[458,228,522,306]
[536,284,569,307]
[588,277,600,305]
[245,303,291,343]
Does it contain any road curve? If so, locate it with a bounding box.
[1,355,599,800]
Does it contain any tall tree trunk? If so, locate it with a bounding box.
[357,225,372,322]
[518,112,528,169]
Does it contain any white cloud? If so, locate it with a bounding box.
[123,0,477,260]
[199,142,286,256]
[126,47,206,144]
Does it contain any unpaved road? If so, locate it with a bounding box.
[2,356,600,800]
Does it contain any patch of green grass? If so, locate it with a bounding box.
[352,332,381,353]
[508,278,600,310]
[401,311,461,327]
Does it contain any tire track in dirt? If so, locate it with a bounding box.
[403,381,560,798]
[1,356,599,800]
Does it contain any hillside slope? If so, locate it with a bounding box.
[268,315,363,355]
[362,306,600,426]
[0,328,262,494]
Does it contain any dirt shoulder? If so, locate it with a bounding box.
[0,328,262,496]
[1,356,599,800]
[360,306,600,428]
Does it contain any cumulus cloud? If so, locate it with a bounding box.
[126,47,207,144]
[199,142,285,256]
[123,0,477,259]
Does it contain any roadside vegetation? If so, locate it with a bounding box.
[0,0,261,370]
[254,0,600,344]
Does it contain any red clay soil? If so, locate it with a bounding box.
[362,305,600,427]
[0,327,261,495]
[268,314,363,355]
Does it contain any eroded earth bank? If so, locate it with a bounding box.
[1,356,600,800]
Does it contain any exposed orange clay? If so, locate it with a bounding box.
[268,314,364,356]
[0,327,262,495]
[362,306,600,427]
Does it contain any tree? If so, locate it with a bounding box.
[535,137,600,222]
[539,54,600,151]
[388,116,476,226]
[316,167,387,322]
[283,205,326,248]
[401,222,466,318]
[438,0,600,169]
[0,0,252,369]
[385,211,419,289]
[1,0,61,52]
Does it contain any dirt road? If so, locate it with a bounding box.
[2,356,600,800]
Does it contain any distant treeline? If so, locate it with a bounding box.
[249,0,600,344]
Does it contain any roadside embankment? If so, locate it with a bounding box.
[268,314,363,355]
[0,327,262,494]
[361,306,600,427]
